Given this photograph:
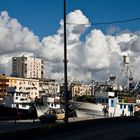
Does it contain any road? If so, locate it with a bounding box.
[1,117,140,140]
[35,120,140,140]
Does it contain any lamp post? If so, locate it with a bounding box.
[63,0,68,123]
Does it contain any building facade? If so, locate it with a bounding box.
[71,82,92,97]
[0,74,62,101]
[12,56,43,79]
[60,81,92,99]
[0,74,9,101]
[39,79,60,96]
[8,76,39,101]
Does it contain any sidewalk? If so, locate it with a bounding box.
[0,119,46,133]
[0,117,95,134]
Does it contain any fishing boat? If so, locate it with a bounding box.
[0,87,37,120]
[71,78,137,118]
[70,55,139,118]
[35,95,61,117]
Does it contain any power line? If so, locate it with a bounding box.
[66,17,140,26]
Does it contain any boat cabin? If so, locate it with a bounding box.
[4,87,32,109]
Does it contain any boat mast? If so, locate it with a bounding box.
[123,55,133,91]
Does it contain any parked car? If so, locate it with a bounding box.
[39,108,65,123]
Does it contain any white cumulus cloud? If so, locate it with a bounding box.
[1,10,140,84]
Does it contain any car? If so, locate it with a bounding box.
[39,108,65,123]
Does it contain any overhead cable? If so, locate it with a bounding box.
[66,17,140,26]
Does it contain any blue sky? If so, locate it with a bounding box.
[0,0,140,39]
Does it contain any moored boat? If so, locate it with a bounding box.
[0,87,37,120]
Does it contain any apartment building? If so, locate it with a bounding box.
[12,56,43,79]
[0,75,39,101]
[0,74,62,101]
[39,79,60,96]
[0,74,9,99]
[60,81,92,99]
[71,82,92,97]
[9,77,39,101]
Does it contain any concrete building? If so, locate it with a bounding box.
[60,81,92,99]
[0,75,39,101]
[12,56,43,79]
[0,74,9,103]
[71,82,92,97]
[0,74,62,101]
[8,77,39,101]
[0,74,8,96]
[39,79,60,96]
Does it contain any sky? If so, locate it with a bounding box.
[0,0,140,84]
[0,0,140,38]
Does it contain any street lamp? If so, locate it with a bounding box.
[63,0,68,123]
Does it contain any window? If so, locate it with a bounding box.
[124,105,126,109]
[128,105,130,111]
[22,94,26,97]
[111,99,114,107]
[120,104,122,109]
[41,60,43,64]
[22,104,26,108]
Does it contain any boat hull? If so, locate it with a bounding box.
[0,105,37,120]
[71,101,104,118]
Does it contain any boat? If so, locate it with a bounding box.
[71,79,137,118]
[35,95,61,117]
[0,87,37,120]
[70,55,138,118]
[0,87,62,120]
[70,101,104,118]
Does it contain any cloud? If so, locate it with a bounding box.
[1,10,140,84]
[0,11,40,75]
[37,10,90,80]
[106,25,121,35]
[0,11,40,55]
[59,10,90,49]
[84,29,110,71]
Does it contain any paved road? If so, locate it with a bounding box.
[1,118,140,140]
[34,120,140,140]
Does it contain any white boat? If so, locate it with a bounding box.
[70,74,137,118]
[70,55,138,118]
[71,90,136,118]
[0,87,37,120]
[70,101,104,118]
[35,95,61,117]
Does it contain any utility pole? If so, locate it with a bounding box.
[64,0,68,123]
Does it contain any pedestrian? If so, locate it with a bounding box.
[105,105,108,117]
[103,106,106,117]
[122,109,124,116]
[130,104,133,116]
